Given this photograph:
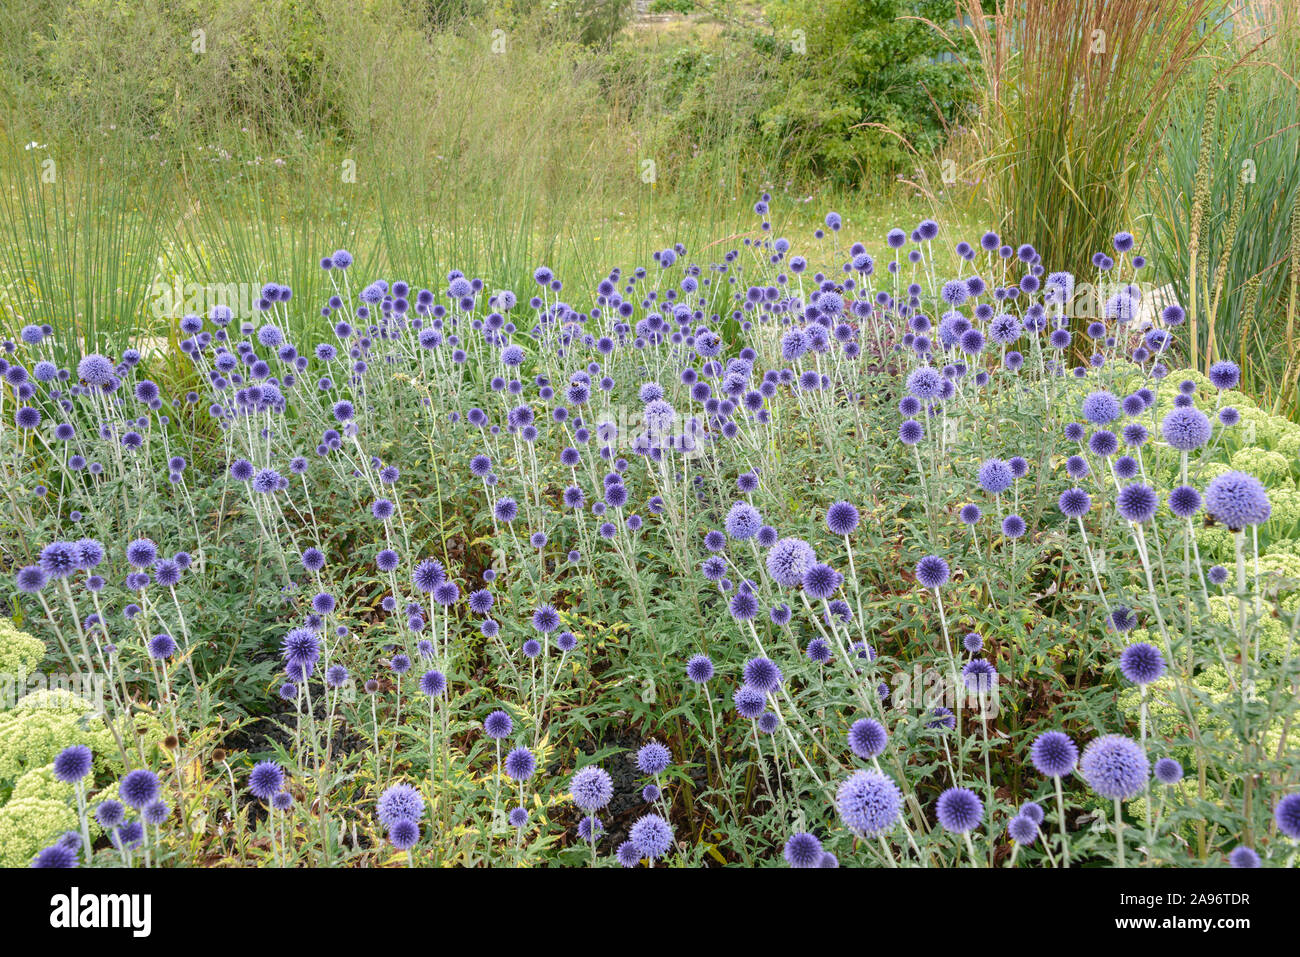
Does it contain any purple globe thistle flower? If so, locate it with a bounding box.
[1229,846,1261,868]
[914,555,949,589]
[1205,471,1271,528]
[142,800,170,827]
[412,559,446,593]
[326,664,349,688]
[977,459,1014,495]
[390,654,411,675]
[375,549,400,572]
[961,658,998,693]
[52,745,92,783]
[1117,483,1158,523]
[1167,485,1202,519]
[1008,814,1039,845]
[1153,758,1183,784]
[484,710,513,739]
[742,657,782,694]
[1020,801,1045,825]
[766,537,815,587]
[1030,730,1078,778]
[848,718,888,758]
[31,844,78,868]
[802,563,843,599]
[531,604,560,633]
[629,814,674,859]
[729,590,758,620]
[637,741,671,776]
[826,500,859,536]
[1058,488,1091,518]
[725,501,762,540]
[1080,735,1149,799]
[616,840,641,867]
[936,787,983,833]
[1001,514,1026,538]
[504,747,536,781]
[1208,565,1229,585]
[1109,605,1138,633]
[147,633,176,660]
[783,831,823,868]
[1081,391,1120,425]
[963,632,983,653]
[899,419,925,445]
[1161,407,1212,451]
[247,762,284,803]
[1119,643,1165,685]
[1274,793,1300,839]
[15,565,48,593]
[571,765,614,811]
[377,783,424,827]
[120,769,161,809]
[686,654,714,683]
[419,670,447,696]
[928,707,956,730]
[642,783,661,803]
[733,685,767,720]
[95,800,125,829]
[389,819,420,851]
[508,806,529,829]
[959,504,982,525]
[836,770,901,836]
[1208,360,1240,390]
[493,497,519,523]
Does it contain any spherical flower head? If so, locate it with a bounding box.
[52,744,93,783]
[1020,801,1045,825]
[962,632,983,653]
[412,559,446,593]
[686,654,714,683]
[389,819,420,851]
[1119,642,1165,685]
[826,500,860,536]
[282,627,320,670]
[125,537,158,569]
[1275,792,1300,839]
[484,709,513,739]
[1081,390,1120,425]
[733,684,767,720]
[31,843,79,868]
[247,762,284,802]
[936,787,983,833]
[1153,757,1183,784]
[142,800,170,826]
[615,840,641,867]
[531,604,560,633]
[570,765,614,811]
[783,831,823,868]
[906,367,942,401]
[377,782,424,827]
[802,562,843,600]
[1001,514,1026,538]
[77,353,115,386]
[1161,406,1211,451]
[120,769,161,808]
[723,501,762,540]
[959,504,982,525]
[1229,846,1261,868]
[961,658,998,693]
[766,537,815,588]
[637,741,671,776]
[742,657,783,694]
[504,747,536,782]
[899,418,925,445]
[148,633,176,660]
[419,670,447,696]
[95,799,125,829]
[1168,484,1202,519]
[848,718,888,758]
[508,806,529,829]
[15,564,48,593]
[977,459,1014,495]
[1117,483,1158,523]
[1205,471,1271,529]
[1208,564,1229,585]
[1080,734,1149,800]
[915,554,949,589]
[1030,730,1078,778]
[629,814,674,859]
[1008,814,1039,845]
[836,769,902,836]
[1208,360,1240,390]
